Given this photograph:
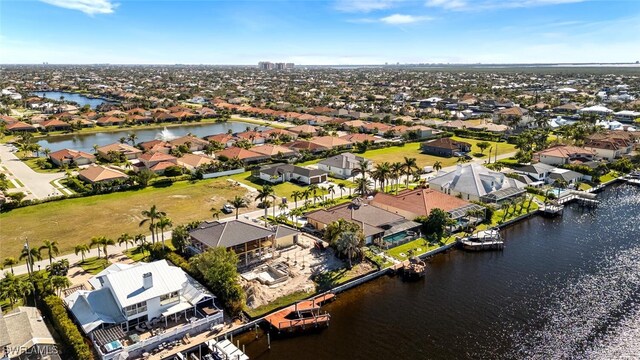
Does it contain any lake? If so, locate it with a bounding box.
[237,184,640,359]
[32,91,117,109]
[36,122,269,153]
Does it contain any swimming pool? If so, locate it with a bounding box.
[384,231,409,244]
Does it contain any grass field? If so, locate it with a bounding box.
[0,178,251,259]
[79,257,111,275]
[244,290,314,318]
[21,157,63,174]
[358,137,516,169]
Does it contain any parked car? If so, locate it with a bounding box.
[222,203,234,214]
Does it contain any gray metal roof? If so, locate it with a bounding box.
[317,152,366,169]
[190,220,275,248]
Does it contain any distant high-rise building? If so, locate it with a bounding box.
[258,61,293,70]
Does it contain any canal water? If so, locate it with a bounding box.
[239,184,640,359]
[32,91,117,109]
[36,122,268,153]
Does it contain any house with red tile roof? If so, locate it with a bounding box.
[339,133,383,144]
[204,133,236,148]
[5,121,36,132]
[177,153,215,172]
[309,136,352,150]
[371,188,484,222]
[285,140,329,154]
[41,119,71,131]
[250,144,297,158]
[49,149,96,167]
[97,143,142,160]
[262,128,297,141]
[534,145,597,165]
[139,140,172,154]
[288,124,318,135]
[78,165,129,184]
[169,135,210,152]
[139,152,179,174]
[96,116,126,126]
[235,131,266,145]
[215,147,269,164]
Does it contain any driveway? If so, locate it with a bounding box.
[0,144,65,199]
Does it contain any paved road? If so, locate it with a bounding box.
[0,144,64,199]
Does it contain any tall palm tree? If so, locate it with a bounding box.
[390,162,404,194]
[0,273,22,306]
[291,190,302,209]
[373,162,391,192]
[74,244,90,262]
[336,230,364,269]
[309,184,320,205]
[355,159,370,184]
[139,205,166,244]
[403,157,418,188]
[327,184,336,201]
[90,236,104,259]
[255,185,276,226]
[17,278,35,304]
[39,240,59,265]
[51,275,71,297]
[155,216,173,247]
[19,246,41,275]
[354,177,372,197]
[101,237,116,259]
[117,233,134,252]
[2,257,17,274]
[230,195,248,220]
[338,183,346,198]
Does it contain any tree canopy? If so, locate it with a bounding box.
[189,247,244,314]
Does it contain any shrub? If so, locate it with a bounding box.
[41,295,94,360]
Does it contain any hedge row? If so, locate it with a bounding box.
[41,295,94,360]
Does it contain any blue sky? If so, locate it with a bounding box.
[1,0,639,64]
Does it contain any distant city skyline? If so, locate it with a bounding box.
[1,0,639,65]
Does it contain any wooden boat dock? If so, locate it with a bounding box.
[264,293,335,333]
[402,258,426,280]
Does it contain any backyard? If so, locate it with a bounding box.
[0,178,251,258]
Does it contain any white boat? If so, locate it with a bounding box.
[459,230,504,251]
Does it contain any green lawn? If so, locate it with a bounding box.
[386,235,459,261]
[123,247,150,262]
[244,290,314,318]
[578,183,592,191]
[314,264,371,292]
[357,137,516,169]
[80,257,111,275]
[0,178,250,259]
[600,171,620,183]
[229,171,307,199]
[21,157,63,174]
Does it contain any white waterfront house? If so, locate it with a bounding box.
[65,260,223,360]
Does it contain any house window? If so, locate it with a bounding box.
[124,302,147,317]
[160,291,180,306]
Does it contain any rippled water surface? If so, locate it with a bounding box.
[237,184,640,359]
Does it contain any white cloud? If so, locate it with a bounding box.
[379,14,432,24]
[426,0,585,11]
[40,0,117,15]
[334,0,403,13]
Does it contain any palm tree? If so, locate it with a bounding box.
[139,205,166,244]
[51,275,71,297]
[89,236,104,259]
[302,188,311,205]
[0,273,22,306]
[230,195,248,220]
[390,162,404,194]
[92,144,99,154]
[39,240,59,265]
[354,177,372,197]
[338,183,346,198]
[127,133,138,146]
[373,162,391,192]
[101,237,116,259]
[119,136,127,144]
[336,230,364,269]
[210,207,221,220]
[2,257,17,274]
[155,216,173,247]
[433,161,443,173]
[327,184,336,201]
[403,157,418,188]
[256,185,276,226]
[309,184,320,205]
[117,233,134,252]
[74,244,90,262]
[17,278,35,304]
[291,190,302,209]
[355,159,370,184]
[19,246,42,275]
